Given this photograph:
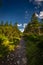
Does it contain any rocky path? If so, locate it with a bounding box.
[14,38,27,65]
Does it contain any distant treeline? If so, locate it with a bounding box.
[0,21,21,41]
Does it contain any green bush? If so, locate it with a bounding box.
[24,34,43,65]
[0,35,9,57]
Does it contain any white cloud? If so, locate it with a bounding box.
[17,24,22,27]
[17,23,27,32]
[19,29,24,32]
[29,0,43,3]
[23,23,27,28]
[35,0,43,6]
[36,11,43,19]
[35,13,39,17]
[29,0,43,7]
[39,11,43,16]
[39,11,43,19]
[17,23,27,28]
[35,0,43,2]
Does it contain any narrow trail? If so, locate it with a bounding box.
[14,38,27,65]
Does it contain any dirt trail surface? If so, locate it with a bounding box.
[14,38,27,65]
[0,38,27,65]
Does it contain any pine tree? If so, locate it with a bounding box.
[24,13,40,34]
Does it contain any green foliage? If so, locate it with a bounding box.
[0,21,21,58]
[24,13,43,65]
[24,34,43,65]
[0,34,20,58]
[0,21,21,40]
[0,35,9,57]
[0,12,43,64]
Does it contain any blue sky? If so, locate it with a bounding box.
[0,0,43,32]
